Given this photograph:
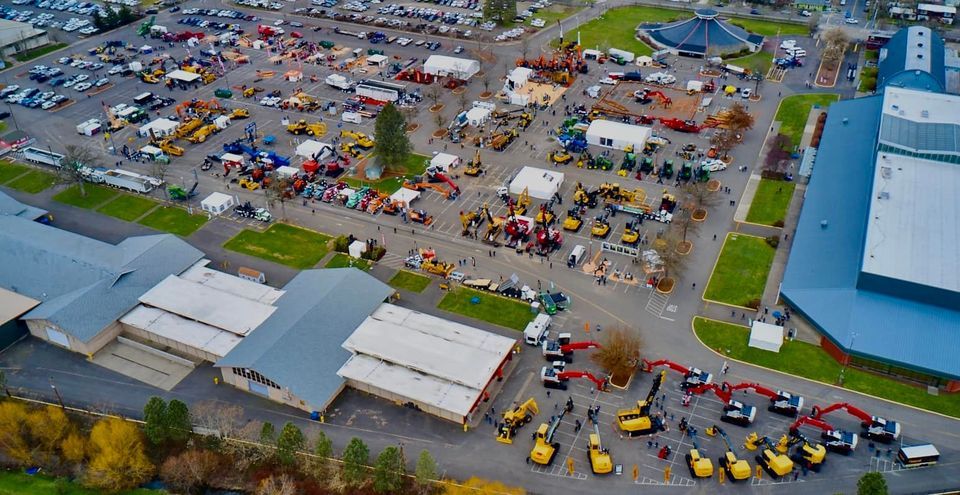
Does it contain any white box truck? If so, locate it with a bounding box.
[325,74,353,90]
[98,169,157,193]
[523,313,552,345]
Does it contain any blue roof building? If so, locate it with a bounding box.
[640,9,764,57]
[782,26,960,389]
[877,26,946,92]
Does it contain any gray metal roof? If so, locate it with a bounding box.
[781,94,960,379]
[879,115,960,153]
[0,190,48,220]
[878,26,945,92]
[0,215,203,342]
[216,269,394,412]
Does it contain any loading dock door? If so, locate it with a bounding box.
[45,327,70,349]
[248,381,270,397]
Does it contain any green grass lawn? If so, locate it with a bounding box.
[0,471,164,494]
[858,66,878,93]
[342,153,430,194]
[0,162,30,184]
[97,194,158,222]
[325,252,371,271]
[729,49,774,75]
[704,234,776,308]
[13,43,68,62]
[726,17,808,37]
[53,184,119,209]
[693,318,960,418]
[438,288,535,331]
[775,93,840,147]
[389,270,432,293]
[224,223,331,269]
[137,206,208,237]
[746,179,796,226]
[527,5,577,26]
[5,169,56,193]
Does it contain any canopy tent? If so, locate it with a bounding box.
[389,187,420,206]
[201,192,235,216]
[465,106,492,127]
[137,118,179,138]
[423,55,481,80]
[509,166,564,200]
[749,321,784,353]
[295,140,334,160]
[430,153,460,172]
[586,119,652,151]
[165,69,202,83]
[636,55,654,67]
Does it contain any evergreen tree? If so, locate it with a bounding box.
[373,102,411,173]
[414,449,438,494]
[275,422,305,467]
[165,399,191,444]
[259,422,276,445]
[341,437,370,487]
[373,446,404,494]
[857,472,889,495]
[142,397,167,446]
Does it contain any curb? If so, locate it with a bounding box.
[689,316,960,423]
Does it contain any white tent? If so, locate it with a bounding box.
[137,118,178,138]
[295,140,333,160]
[348,240,368,259]
[367,54,388,67]
[430,153,460,172]
[506,67,532,89]
[165,69,201,83]
[509,166,564,200]
[465,106,492,127]
[423,55,481,80]
[586,119,652,151]
[636,55,654,67]
[503,67,533,105]
[389,188,419,206]
[749,321,784,353]
[201,192,235,216]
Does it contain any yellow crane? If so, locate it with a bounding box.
[530,408,565,466]
[495,398,539,444]
[588,423,613,474]
[708,425,752,481]
[616,371,666,436]
[686,429,714,478]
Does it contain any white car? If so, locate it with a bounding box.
[41,100,57,110]
[741,88,752,99]
[73,82,92,91]
[700,159,728,172]
[599,77,616,85]
[73,74,89,82]
[108,65,124,75]
[779,39,797,49]
[844,17,859,24]
[94,78,109,87]
[259,96,281,107]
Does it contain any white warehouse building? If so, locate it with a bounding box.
[585,119,652,151]
[423,55,481,80]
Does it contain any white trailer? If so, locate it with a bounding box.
[22,147,64,168]
[97,169,159,193]
[355,79,405,103]
[325,73,354,90]
[77,120,102,137]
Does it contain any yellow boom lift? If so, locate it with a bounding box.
[616,371,665,436]
[588,423,613,474]
[530,408,565,466]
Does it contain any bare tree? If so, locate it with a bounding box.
[682,180,722,214]
[591,326,643,383]
[57,144,100,196]
[822,27,850,64]
[151,159,171,199]
[457,88,470,112]
[670,208,701,245]
[434,111,447,132]
[709,128,739,160]
[724,102,755,132]
[264,175,293,220]
[655,232,687,282]
[426,84,443,108]
[256,474,298,495]
[192,401,244,440]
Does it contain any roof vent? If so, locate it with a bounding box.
[918,42,924,47]
[891,104,899,111]
[821,220,829,229]
[919,30,925,36]
[921,109,929,118]
[842,117,849,125]
[917,54,924,59]
[881,166,893,178]
[879,192,890,200]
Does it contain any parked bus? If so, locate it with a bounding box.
[898,444,940,468]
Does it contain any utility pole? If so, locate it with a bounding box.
[48,376,65,409]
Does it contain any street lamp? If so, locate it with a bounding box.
[48,376,65,409]
[838,331,858,385]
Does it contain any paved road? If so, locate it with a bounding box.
[1,2,957,493]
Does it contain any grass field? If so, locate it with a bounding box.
[693,318,960,418]
[775,93,840,147]
[0,162,30,184]
[0,471,164,494]
[438,288,535,331]
[730,49,774,75]
[225,223,331,269]
[342,153,430,194]
[325,252,371,271]
[137,206,207,237]
[726,17,808,37]
[527,5,577,26]
[13,43,67,62]
[97,194,158,222]
[389,270,432,293]
[746,179,796,226]
[704,234,776,307]
[5,170,55,193]
[53,184,119,209]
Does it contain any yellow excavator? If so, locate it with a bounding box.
[548,150,573,165]
[588,423,613,474]
[590,214,610,238]
[785,432,826,472]
[340,129,375,149]
[621,219,639,244]
[562,207,583,232]
[495,398,539,445]
[747,434,794,479]
[686,429,714,478]
[535,203,554,225]
[530,408,565,466]
[229,107,250,119]
[616,371,665,437]
[156,138,184,157]
[186,123,218,144]
[464,149,483,176]
[174,118,203,139]
[481,204,503,246]
[287,119,327,136]
[102,103,125,131]
[460,209,484,237]
[708,425,751,481]
[514,187,531,216]
[238,177,260,190]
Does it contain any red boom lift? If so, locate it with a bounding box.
[641,359,713,389]
[809,403,900,444]
[789,415,859,455]
[540,366,606,390]
[542,333,601,362]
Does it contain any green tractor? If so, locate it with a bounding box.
[595,155,614,171]
[168,183,197,201]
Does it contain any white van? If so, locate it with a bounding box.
[567,244,586,268]
[523,313,552,345]
[341,111,362,124]
[786,48,807,58]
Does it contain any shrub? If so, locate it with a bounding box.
[333,235,351,253]
[362,246,386,261]
[765,235,780,248]
[760,170,786,180]
[746,298,762,310]
[773,219,785,228]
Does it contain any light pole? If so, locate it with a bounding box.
[838,331,858,385]
[48,376,65,409]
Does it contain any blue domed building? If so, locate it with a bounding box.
[639,9,764,57]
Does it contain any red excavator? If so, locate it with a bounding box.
[808,402,900,444]
[641,359,713,389]
[790,415,859,455]
[686,383,757,427]
[693,382,804,417]
[541,333,601,362]
[540,366,606,391]
[659,118,711,133]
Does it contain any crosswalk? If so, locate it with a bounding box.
[636,474,696,486]
[644,290,674,321]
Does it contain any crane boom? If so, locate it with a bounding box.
[556,370,607,390]
[810,403,871,423]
